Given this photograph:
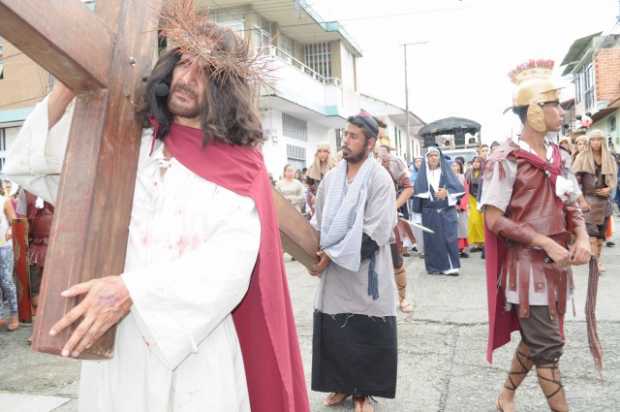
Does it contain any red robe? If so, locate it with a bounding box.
[163,122,310,412]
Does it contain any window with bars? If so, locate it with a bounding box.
[0,129,6,151]
[335,128,344,150]
[0,128,6,171]
[279,34,295,57]
[286,144,306,161]
[0,37,4,80]
[394,126,401,151]
[282,113,307,141]
[584,64,595,111]
[286,144,306,170]
[574,71,582,104]
[304,42,332,79]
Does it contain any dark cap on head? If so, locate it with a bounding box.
[347,111,379,139]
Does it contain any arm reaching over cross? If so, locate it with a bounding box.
[47,82,75,129]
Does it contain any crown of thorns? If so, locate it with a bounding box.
[159,0,272,84]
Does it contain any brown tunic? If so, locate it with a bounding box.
[26,191,54,268]
[576,163,612,226]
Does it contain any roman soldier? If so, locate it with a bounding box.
[480,60,593,412]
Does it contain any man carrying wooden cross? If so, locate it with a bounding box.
[5,13,309,412]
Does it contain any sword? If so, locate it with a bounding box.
[408,220,435,234]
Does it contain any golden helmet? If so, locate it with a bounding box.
[509,59,562,132]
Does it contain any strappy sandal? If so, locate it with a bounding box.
[495,396,505,412]
[323,392,350,407]
[537,363,568,412]
[496,349,532,411]
[505,349,531,391]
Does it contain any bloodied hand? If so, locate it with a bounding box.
[49,276,132,358]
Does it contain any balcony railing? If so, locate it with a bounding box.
[266,46,341,87]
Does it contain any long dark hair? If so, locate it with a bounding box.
[141,28,264,146]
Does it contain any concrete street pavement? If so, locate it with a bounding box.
[1,228,619,411]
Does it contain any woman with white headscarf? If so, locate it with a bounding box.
[412,146,465,275]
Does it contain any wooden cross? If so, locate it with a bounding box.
[0,0,318,360]
[0,0,163,359]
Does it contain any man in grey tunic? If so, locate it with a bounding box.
[310,112,397,412]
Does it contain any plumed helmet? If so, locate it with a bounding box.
[509,59,562,132]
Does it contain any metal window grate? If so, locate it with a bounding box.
[335,128,344,150]
[584,64,595,111]
[282,113,308,141]
[304,42,332,79]
[286,144,306,161]
[0,37,4,80]
[0,128,6,171]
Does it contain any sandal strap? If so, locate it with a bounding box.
[504,349,533,390]
[536,364,564,402]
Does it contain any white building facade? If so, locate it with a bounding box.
[0,1,425,177]
[206,0,425,177]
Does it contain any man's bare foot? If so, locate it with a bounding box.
[7,314,19,331]
[354,396,374,412]
[399,299,413,313]
[496,391,515,412]
[0,318,7,330]
[323,392,349,406]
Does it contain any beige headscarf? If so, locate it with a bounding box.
[307,142,337,181]
[572,129,618,190]
[558,136,573,154]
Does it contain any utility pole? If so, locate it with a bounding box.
[403,44,410,160]
[403,41,428,160]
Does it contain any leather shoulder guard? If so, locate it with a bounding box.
[484,140,519,178]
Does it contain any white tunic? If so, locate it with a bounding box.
[4,97,261,412]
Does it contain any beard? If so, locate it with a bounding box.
[168,84,202,118]
[342,146,368,164]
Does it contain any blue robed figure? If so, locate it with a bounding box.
[412,146,465,275]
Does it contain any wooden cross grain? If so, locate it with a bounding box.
[0,0,319,360]
[0,0,163,359]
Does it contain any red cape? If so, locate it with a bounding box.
[484,224,518,363]
[162,122,310,412]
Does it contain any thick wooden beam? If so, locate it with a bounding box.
[32,0,162,359]
[0,0,114,91]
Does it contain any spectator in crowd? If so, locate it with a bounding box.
[451,160,469,258]
[573,129,618,273]
[465,156,486,257]
[306,143,337,217]
[478,144,490,161]
[276,164,306,213]
[0,181,18,331]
